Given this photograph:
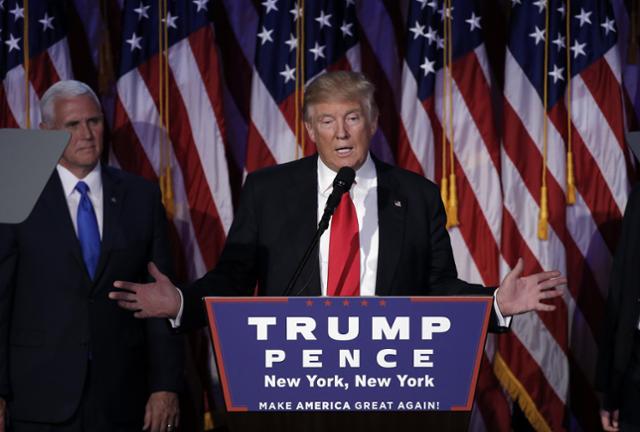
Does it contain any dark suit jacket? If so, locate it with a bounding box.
[181,155,497,330]
[0,166,183,424]
[596,183,640,409]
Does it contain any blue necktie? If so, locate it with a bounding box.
[75,181,101,279]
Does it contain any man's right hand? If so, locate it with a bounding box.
[109,262,181,319]
[0,397,6,432]
[600,409,619,431]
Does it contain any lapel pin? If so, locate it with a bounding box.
[393,200,402,208]
[111,196,117,204]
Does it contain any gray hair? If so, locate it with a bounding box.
[303,71,378,123]
[40,80,101,125]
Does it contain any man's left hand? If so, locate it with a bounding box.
[496,258,566,316]
[143,391,179,432]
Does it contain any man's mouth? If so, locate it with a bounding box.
[336,146,353,156]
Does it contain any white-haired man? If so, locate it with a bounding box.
[0,80,183,432]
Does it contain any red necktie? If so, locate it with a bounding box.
[327,193,360,296]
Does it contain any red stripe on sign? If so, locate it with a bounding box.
[111,96,157,182]
[245,119,277,173]
[501,209,569,352]
[29,51,61,99]
[546,103,623,254]
[497,332,566,431]
[188,25,244,204]
[580,57,626,154]
[452,155,500,285]
[137,58,227,269]
[0,86,20,128]
[452,50,501,173]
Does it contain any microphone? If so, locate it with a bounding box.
[318,167,356,231]
[284,166,356,296]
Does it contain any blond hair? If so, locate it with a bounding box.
[303,71,378,122]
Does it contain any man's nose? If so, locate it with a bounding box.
[336,120,349,139]
[78,121,93,139]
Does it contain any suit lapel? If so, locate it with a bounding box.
[92,166,124,287]
[374,160,406,296]
[284,156,321,296]
[40,173,89,281]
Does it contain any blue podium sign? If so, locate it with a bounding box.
[204,296,492,412]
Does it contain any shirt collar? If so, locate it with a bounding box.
[317,152,376,196]
[56,163,102,198]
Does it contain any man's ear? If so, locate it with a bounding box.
[304,121,316,143]
[368,114,379,136]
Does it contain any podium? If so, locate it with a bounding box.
[204,296,492,431]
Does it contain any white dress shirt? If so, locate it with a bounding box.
[56,164,104,239]
[318,154,378,296]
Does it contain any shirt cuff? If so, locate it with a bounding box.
[168,288,184,328]
[493,289,512,328]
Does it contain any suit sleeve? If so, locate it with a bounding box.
[179,173,261,331]
[0,224,17,398]
[595,184,640,409]
[145,186,184,392]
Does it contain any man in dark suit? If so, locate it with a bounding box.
[597,184,640,431]
[0,80,183,432]
[111,71,565,330]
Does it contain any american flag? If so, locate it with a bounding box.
[499,0,631,430]
[2,0,639,430]
[0,0,72,128]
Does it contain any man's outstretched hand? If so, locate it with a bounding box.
[109,262,181,319]
[496,258,566,316]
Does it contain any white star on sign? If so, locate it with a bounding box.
[5,33,20,52]
[290,3,302,21]
[257,26,273,45]
[0,0,4,11]
[419,56,435,76]
[162,11,178,29]
[436,35,444,49]
[133,2,150,20]
[548,64,564,84]
[575,8,592,27]
[280,64,296,83]
[465,13,481,31]
[416,0,428,9]
[309,41,326,60]
[9,4,23,21]
[284,33,297,52]
[439,6,454,21]
[424,26,437,45]
[126,32,143,51]
[511,0,521,5]
[552,33,565,50]
[193,0,209,12]
[39,13,55,31]
[262,0,278,14]
[601,17,616,35]
[344,0,355,6]
[533,0,546,13]
[529,26,545,45]
[427,0,437,10]
[557,4,565,18]
[408,21,425,40]
[315,10,332,28]
[570,40,586,58]
[340,21,353,38]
